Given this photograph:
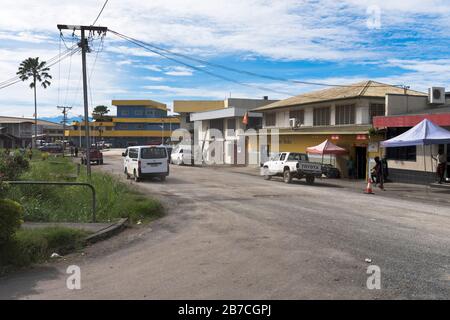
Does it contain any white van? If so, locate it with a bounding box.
[170,145,193,165]
[123,146,169,182]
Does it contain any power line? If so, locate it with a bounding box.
[110,31,297,96]
[0,44,77,87]
[0,45,80,90]
[108,29,407,89]
[92,0,109,26]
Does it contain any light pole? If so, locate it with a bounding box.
[78,115,83,148]
[161,119,164,145]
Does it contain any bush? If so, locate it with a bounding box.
[6,156,164,223]
[0,151,30,180]
[0,227,88,268]
[0,199,23,245]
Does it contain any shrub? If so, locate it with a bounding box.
[0,227,87,268]
[0,151,30,180]
[0,199,23,245]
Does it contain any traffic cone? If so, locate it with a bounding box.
[364,179,374,194]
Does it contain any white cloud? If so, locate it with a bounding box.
[143,76,165,82]
[164,66,193,76]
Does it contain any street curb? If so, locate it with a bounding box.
[84,218,128,244]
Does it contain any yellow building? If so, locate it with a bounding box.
[65,100,180,147]
[250,80,426,178]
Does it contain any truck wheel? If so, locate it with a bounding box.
[263,175,272,180]
[160,175,166,182]
[125,168,130,179]
[133,170,140,182]
[306,175,315,184]
[283,170,293,184]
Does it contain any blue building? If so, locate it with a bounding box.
[67,100,180,148]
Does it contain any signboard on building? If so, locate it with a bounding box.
[368,142,379,153]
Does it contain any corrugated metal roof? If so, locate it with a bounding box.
[253,80,426,111]
[0,116,62,127]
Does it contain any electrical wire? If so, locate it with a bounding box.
[92,0,109,26]
[0,45,80,90]
[108,29,407,89]
[111,31,297,97]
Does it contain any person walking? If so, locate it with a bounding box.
[26,147,33,160]
[373,156,385,190]
[346,157,354,179]
[74,146,79,158]
[433,150,447,184]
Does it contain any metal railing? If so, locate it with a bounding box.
[4,181,97,222]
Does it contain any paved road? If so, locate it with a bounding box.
[1,150,449,299]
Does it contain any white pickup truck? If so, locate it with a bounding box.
[261,152,322,184]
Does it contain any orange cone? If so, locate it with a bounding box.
[364,179,374,194]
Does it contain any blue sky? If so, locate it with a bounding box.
[1,0,450,119]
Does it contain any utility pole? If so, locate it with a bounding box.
[57,105,72,157]
[57,25,107,178]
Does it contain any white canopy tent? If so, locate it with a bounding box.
[381,119,450,175]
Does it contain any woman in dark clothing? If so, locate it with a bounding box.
[374,156,384,190]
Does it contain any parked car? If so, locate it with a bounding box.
[261,152,322,184]
[81,148,103,165]
[122,145,169,182]
[38,143,63,153]
[170,145,193,165]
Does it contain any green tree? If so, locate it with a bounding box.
[17,57,52,148]
[92,105,110,119]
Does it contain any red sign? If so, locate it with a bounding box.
[356,134,367,140]
[373,113,450,128]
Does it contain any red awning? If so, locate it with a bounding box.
[373,113,450,129]
[306,139,348,155]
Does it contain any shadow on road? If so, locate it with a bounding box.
[0,266,61,300]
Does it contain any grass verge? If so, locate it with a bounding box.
[0,227,88,275]
[6,155,164,223]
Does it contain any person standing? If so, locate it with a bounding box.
[74,146,79,158]
[373,156,384,190]
[433,150,447,184]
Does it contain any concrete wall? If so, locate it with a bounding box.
[387,144,440,172]
[385,94,428,116]
[263,98,384,129]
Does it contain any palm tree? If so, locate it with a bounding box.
[17,57,52,148]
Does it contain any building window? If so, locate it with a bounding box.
[121,110,129,116]
[369,103,385,123]
[227,118,235,137]
[289,109,304,125]
[145,110,154,116]
[265,113,276,126]
[185,113,192,123]
[135,110,144,116]
[313,107,330,126]
[335,104,355,125]
[386,127,416,161]
[136,124,144,130]
[210,119,224,132]
[386,146,417,161]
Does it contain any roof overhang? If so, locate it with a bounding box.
[373,113,450,129]
[191,108,262,121]
[112,100,167,111]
